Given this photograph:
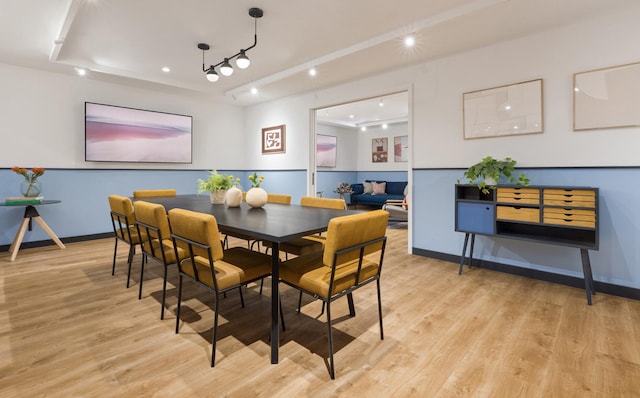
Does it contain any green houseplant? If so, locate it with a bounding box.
[461,156,529,194]
[198,170,237,204]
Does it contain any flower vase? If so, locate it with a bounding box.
[21,180,42,197]
[210,189,227,204]
[225,186,242,207]
[246,187,268,208]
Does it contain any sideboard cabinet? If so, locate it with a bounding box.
[455,184,599,304]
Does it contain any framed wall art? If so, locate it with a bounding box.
[261,124,286,154]
[316,134,337,167]
[394,135,408,162]
[372,137,388,163]
[574,61,640,131]
[463,79,543,139]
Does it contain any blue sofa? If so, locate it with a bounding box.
[349,181,407,207]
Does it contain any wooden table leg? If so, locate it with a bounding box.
[9,217,31,262]
[32,216,66,249]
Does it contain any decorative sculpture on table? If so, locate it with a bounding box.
[245,172,267,208]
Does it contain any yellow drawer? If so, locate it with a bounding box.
[497,187,540,205]
[543,189,595,207]
[544,207,595,219]
[496,206,540,223]
[543,216,596,229]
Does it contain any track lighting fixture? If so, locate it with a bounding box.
[197,7,263,82]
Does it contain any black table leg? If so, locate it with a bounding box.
[271,241,280,363]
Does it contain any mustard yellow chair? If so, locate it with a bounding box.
[108,195,146,287]
[279,209,388,379]
[168,208,273,367]
[133,201,184,320]
[132,189,177,198]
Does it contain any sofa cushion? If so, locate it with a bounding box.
[351,183,364,195]
[372,181,386,195]
[386,181,407,196]
[363,181,373,194]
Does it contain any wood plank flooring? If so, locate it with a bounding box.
[1,228,639,397]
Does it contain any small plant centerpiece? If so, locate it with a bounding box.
[334,182,354,200]
[198,170,235,204]
[12,166,45,197]
[461,156,529,194]
[245,172,267,208]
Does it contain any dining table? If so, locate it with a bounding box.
[135,194,356,364]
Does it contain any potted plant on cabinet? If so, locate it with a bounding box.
[461,156,529,194]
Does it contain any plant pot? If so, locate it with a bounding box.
[225,186,242,207]
[483,176,497,186]
[246,187,267,208]
[210,189,227,204]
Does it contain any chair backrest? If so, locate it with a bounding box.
[300,196,346,210]
[267,193,292,204]
[168,208,224,262]
[108,195,135,222]
[133,189,177,198]
[133,201,171,240]
[108,195,137,243]
[323,209,388,267]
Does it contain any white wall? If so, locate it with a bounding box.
[245,3,640,170]
[357,123,408,171]
[315,123,357,171]
[0,63,246,169]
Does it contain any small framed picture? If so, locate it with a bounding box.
[262,124,286,154]
[372,137,388,163]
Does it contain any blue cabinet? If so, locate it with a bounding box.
[456,202,495,235]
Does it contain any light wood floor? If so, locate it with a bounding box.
[1,228,639,397]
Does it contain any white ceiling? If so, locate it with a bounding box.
[0,0,631,124]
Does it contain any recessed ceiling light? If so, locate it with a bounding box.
[349,114,354,119]
[382,124,388,129]
[251,87,258,95]
[379,99,384,107]
[309,67,317,77]
[162,66,171,73]
[74,67,86,76]
[360,126,367,132]
[404,35,416,48]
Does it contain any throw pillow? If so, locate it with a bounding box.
[372,181,386,195]
[363,181,373,194]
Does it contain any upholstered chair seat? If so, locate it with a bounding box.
[279,209,388,379]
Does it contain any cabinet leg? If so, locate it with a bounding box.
[458,233,475,275]
[580,249,595,305]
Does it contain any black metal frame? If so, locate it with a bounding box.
[170,232,279,367]
[135,219,175,320]
[109,210,138,287]
[280,235,387,379]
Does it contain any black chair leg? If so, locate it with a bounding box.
[211,295,220,367]
[326,301,335,379]
[126,246,134,288]
[160,265,168,320]
[377,279,384,340]
[297,291,303,312]
[138,255,145,300]
[238,287,245,308]
[175,275,183,334]
[111,239,118,275]
[259,278,264,295]
[347,293,356,317]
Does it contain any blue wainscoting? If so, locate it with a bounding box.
[413,167,640,292]
[0,169,307,247]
